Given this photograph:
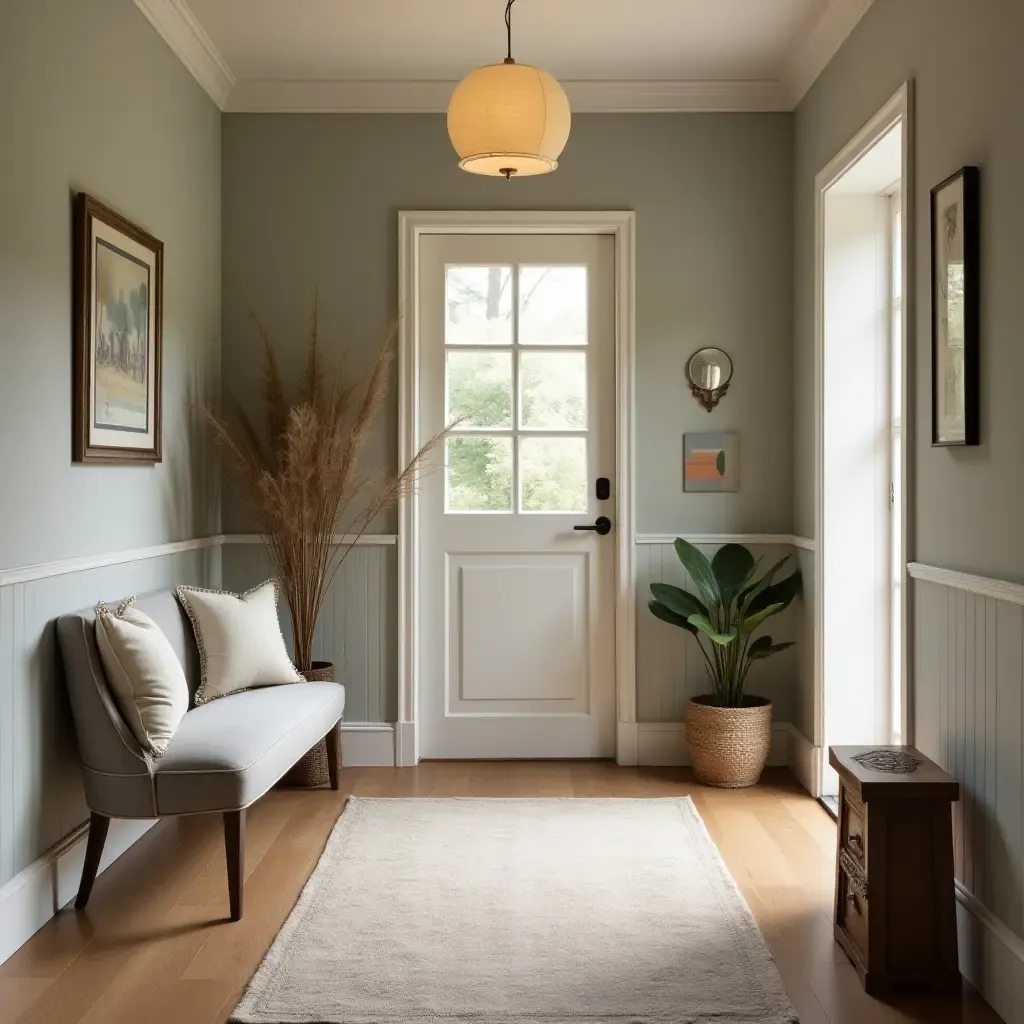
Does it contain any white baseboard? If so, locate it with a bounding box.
[636,721,793,768]
[956,882,1024,1023]
[786,727,822,797]
[394,721,417,767]
[341,723,396,767]
[616,721,640,766]
[0,817,156,966]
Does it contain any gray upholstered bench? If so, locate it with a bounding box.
[56,589,345,921]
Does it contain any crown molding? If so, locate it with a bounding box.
[782,0,877,108]
[133,0,234,108]
[132,0,871,115]
[225,78,788,115]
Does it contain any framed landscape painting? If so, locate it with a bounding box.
[73,194,163,463]
[931,166,979,446]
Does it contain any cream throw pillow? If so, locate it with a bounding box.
[176,580,302,705]
[95,598,189,756]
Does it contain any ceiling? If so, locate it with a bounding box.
[135,0,876,113]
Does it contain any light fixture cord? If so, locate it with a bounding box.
[504,0,516,62]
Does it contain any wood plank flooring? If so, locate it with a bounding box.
[0,764,1002,1024]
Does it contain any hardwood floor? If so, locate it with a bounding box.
[0,764,1001,1024]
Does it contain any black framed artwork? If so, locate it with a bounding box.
[930,166,979,446]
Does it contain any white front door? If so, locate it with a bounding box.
[417,233,616,759]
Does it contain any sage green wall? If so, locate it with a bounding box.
[222,113,794,536]
[794,7,1024,1008]
[0,0,221,887]
[794,0,1024,578]
[0,0,222,571]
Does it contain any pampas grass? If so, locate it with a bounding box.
[204,294,442,672]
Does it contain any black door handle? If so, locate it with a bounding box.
[574,516,612,536]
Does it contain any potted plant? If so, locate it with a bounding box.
[203,295,442,786]
[648,540,801,788]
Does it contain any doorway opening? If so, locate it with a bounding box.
[814,87,912,799]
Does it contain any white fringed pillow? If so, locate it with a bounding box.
[95,598,189,756]
[176,580,302,705]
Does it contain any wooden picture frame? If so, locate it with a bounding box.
[930,166,979,446]
[73,193,163,463]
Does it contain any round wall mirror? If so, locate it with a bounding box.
[686,348,733,411]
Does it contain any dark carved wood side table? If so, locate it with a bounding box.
[829,745,960,995]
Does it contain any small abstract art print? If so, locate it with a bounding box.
[683,432,739,492]
[73,193,163,463]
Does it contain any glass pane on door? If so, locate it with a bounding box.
[519,351,587,429]
[445,266,513,346]
[446,437,513,512]
[518,266,588,346]
[519,437,588,513]
[447,351,513,428]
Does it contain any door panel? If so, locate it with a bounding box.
[418,234,615,759]
[453,554,588,707]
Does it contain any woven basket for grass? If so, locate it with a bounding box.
[281,662,337,788]
[686,696,773,789]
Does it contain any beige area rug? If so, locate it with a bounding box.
[231,798,797,1024]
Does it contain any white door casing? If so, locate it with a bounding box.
[812,84,913,794]
[397,212,636,766]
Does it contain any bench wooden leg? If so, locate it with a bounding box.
[326,721,342,791]
[75,813,110,910]
[224,809,245,921]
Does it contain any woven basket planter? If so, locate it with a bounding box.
[685,695,773,789]
[281,661,336,788]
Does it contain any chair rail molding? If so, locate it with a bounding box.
[908,562,1024,607]
[635,534,815,550]
[221,534,397,547]
[0,536,222,589]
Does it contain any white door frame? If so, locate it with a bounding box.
[813,83,914,789]
[396,210,637,767]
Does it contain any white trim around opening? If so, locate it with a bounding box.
[813,82,914,791]
[397,211,637,766]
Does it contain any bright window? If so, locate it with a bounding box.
[443,265,589,513]
[890,191,904,744]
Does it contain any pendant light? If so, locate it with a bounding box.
[447,0,571,180]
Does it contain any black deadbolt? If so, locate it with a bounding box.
[596,477,610,501]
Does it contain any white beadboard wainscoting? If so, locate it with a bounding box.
[909,561,1024,1022]
[0,540,221,963]
[1,530,817,965]
[220,535,397,727]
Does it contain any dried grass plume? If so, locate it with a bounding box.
[204,293,443,672]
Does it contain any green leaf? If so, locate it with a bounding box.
[648,599,697,635]
[748,636,796,660]
[688,613,738,645]
[742,602,785,634]
[673,538,720,608]
[738,555,789,608]
[748,570,802,616]
[649,583,708,621]
[711,544,755,604]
